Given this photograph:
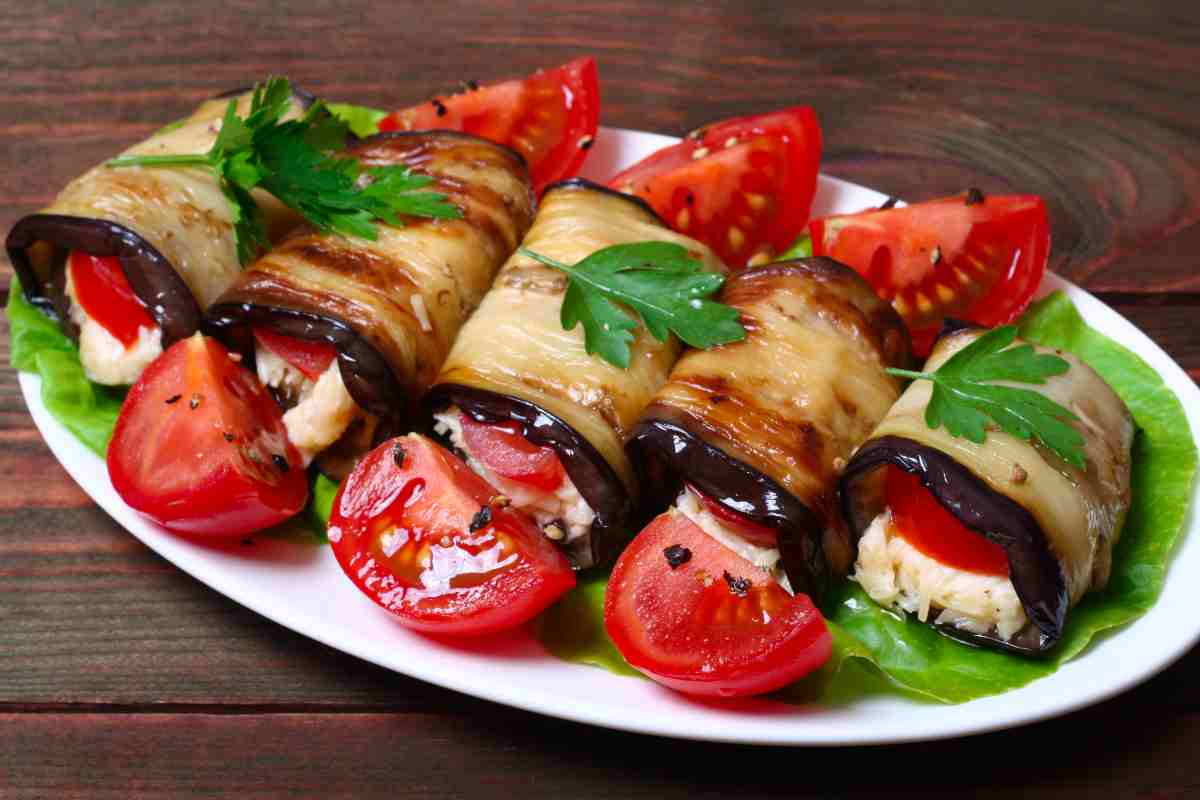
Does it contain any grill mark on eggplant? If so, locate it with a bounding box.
[840,434,1067,655]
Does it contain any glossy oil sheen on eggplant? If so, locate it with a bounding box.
[6,86,314,346]
[628,258,911,600]
[841,327,1134,654]
[426,179,726,568]
[205,131,535,477]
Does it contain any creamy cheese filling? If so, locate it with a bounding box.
[255,345,360,467]
[853,510,1027,640]
[433,407,596,557]
[674,489,791,593]
[65,271,163,386]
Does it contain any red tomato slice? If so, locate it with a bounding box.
[68,251,157,347]
[605,510,830,697]
[810,193,1050,356]
[608,107,821,268]
[886,467,1008,576]
[329,434,575,635]
[379,57,600,193]
[252,326,337,382]
[458,414,566,492]
[107,334,308,537]
[686,484,778,548]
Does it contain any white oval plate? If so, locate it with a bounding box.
[20,126,1200,745]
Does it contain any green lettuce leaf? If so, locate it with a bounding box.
[533,291,1198,703]
[7,280,126,456]
[327,102,389,138]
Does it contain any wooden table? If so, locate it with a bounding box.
[3,1,1198,795]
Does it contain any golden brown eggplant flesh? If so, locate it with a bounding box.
[840,327,1134,655]
[628,258,911,600]
[425,178,726,569]
[205,131,535,478]
[6,85,315,348]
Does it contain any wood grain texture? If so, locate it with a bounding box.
[2,0,1199,795]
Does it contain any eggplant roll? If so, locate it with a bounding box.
[425,179,725,569]
[626,258,911,601]
[841,328,1134,654]
[205,131,535,479]
[5,86,313,384]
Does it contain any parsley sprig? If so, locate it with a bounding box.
[519,242,746,369]
[107,78,460,263]
[887,325,1087,467]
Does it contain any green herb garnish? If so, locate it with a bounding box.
[519,242,746,369]
[887,325,1087,467]
[107,78,460,263]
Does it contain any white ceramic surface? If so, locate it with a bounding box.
[19,126,1200,746]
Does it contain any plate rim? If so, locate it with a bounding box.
[17,125,1200,746]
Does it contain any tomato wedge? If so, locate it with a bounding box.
[68,251,157,347]
[329,434,575,635]
[379,57,599,193]
[809,193,1050,356]
[252,326,337,382]
[686,484,778,548]
[458,414,566,492]
[607,107,821,268]
[605,510,830,697]
[886,467,1009,576]
[107,334,308,536]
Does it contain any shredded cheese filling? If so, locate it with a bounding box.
[255,346,360,467]
[674,489,791,593]
[853,510,1028,640]
[65,271,162,386]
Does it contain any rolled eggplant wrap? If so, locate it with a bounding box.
[626,258,911,601]
[204,131,535,479]
[840,327,1134,654]
[425,179,726,569]
[5,86,313,385]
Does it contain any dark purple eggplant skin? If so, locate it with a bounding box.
[422,383,635,570]
[626,410,832,601]
[840,434,1067,655]
[541,177,667,227]
[6,214,199,346]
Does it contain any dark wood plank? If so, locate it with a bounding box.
[3,700,1200,799]
[2,1,1199,293]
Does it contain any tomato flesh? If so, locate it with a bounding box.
[885,467,1008,576]
[68,251,157,347]
[810,193,1050,356]
[329,434,575,635]
[107,334,308,536]
[605,510,830,697]
[458,413,566,492]
[608,107,821,268]
[253,326,337,382]
[380,57,599,193]
[687,484,778,548]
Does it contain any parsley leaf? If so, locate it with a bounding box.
[107,78,460,263]
[887,325,1087,467]
[519,242,745,369]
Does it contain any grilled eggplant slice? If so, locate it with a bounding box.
[627,258,911,600]
[205,131,534,478]
[840,327,1134,654]
[6,85,314,350]
[425,178,726,569]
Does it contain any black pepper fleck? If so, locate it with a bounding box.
[272,454,290,473]
[663,544,692,569]
[880,197,899,210]
[469,505,493,532]
[165,394,182,405]
[224,432,236,443]
[686,192,694,206]
[392,441,406,468]
[189,393,202,410]
[241,538,253,546]
[579,135,594,150]
[432,98,447,117]
[723,570,751,597]
[965,187,986,205]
